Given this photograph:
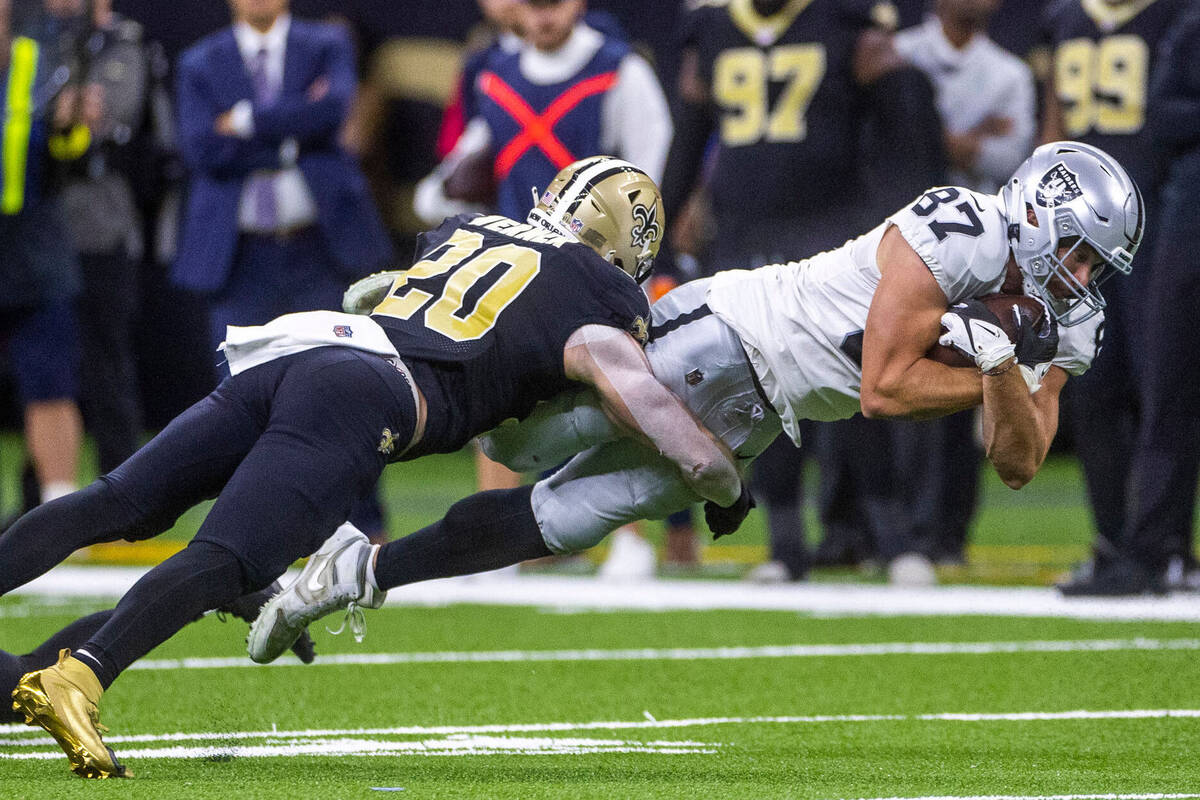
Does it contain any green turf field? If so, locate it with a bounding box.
[0,432,1119,582]
[1,598,1198,799]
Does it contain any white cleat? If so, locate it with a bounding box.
[246,524,386,664]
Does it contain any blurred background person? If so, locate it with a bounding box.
[170,0,394,541]
[1042,0,1188,595]
[416,0,670,225]
[1107,4,1200,594]
[887,0,1034,569]
[415,0,674,580]
[40,0,154,479]
[661,0,945,583]
[0,0,85,520]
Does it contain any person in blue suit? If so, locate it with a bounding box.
[171,0,393,355]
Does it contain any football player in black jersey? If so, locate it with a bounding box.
[0,156,747,779]
[1040,0,1189,595]
[659,0,946,581]
[1098,4,1200,594]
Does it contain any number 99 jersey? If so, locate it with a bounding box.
[371,214,650,457]
[1040,0,1186,195]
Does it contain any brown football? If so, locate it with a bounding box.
[927,293,1047,368]
[443,148,497,205]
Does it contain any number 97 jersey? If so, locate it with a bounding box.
[370,214,650,456]
[686,0,890,223]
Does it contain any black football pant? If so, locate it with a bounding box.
[0,347,416,686]
[78,247,143,473]
[1124,175,1200,573]
[1066,251,1150,567]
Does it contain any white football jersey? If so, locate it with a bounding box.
[708,187,1032,441]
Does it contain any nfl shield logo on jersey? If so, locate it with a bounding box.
[1035,163,1082,208]
[333,325,353,338]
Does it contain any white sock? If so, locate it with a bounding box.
[365,544,382,593]
[40,481,77,504]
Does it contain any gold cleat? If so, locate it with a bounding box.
[11,649,131,779]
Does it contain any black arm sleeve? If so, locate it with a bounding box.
[660,96,717,222]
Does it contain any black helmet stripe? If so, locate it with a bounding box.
[561,166,642,217]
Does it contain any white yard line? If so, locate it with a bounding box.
[114,636,1200,672]
[0,735,720,760]
[12,568,1200,621]
[2,708,1197,748]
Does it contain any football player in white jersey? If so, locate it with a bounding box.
[247,141,1144,663]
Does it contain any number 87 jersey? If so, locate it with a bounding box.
[370,213,651,457]
[707,187,1018,436]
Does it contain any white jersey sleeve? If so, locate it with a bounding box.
[1053,312,1105,376]
[887,187,1010,303]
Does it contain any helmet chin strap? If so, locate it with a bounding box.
[526,206,574,240]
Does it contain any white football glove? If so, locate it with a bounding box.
[1018,362,1051,394]
[342,271,403,315]
[939,300,1016,373]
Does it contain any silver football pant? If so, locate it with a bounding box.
[483,278,782,554]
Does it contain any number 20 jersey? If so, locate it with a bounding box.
[706,188,1103,440]
[371,214,650,457]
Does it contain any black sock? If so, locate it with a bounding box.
[0,648,24,724]
[374,486,550,590]
[76,540,251,688]
[23,610,115,669]
[0,610,116,723]
[0,480,148,596]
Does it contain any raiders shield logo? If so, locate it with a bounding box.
[1036,163,1083,208]
[630,203,661,251]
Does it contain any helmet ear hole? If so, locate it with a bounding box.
[1025,203,1038,227]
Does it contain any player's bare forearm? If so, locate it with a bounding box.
[981,364,1063,488]
[563,325,741,506]
[864,357,983,419]
[861,226,981,418]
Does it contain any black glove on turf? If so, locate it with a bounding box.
[705,483,756,539]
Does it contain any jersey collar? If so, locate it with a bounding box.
[1079,0,1161,33]
[728,0,817,48]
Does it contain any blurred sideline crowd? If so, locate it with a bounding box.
[0,0,1197,594]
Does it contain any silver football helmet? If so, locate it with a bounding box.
[1002,141,1144,327]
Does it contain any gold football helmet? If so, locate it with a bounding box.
[527,155,665,283]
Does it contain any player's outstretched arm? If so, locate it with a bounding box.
[563,324,742,508]
[860,226,985,419]
[980,364,1064,489]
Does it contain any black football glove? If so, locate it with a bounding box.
[705,483,756,540]
[1009,299,1059,367]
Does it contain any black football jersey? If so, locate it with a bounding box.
[685,0,890,223]
[1041,0,1187,194]
[372,214,650,457]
